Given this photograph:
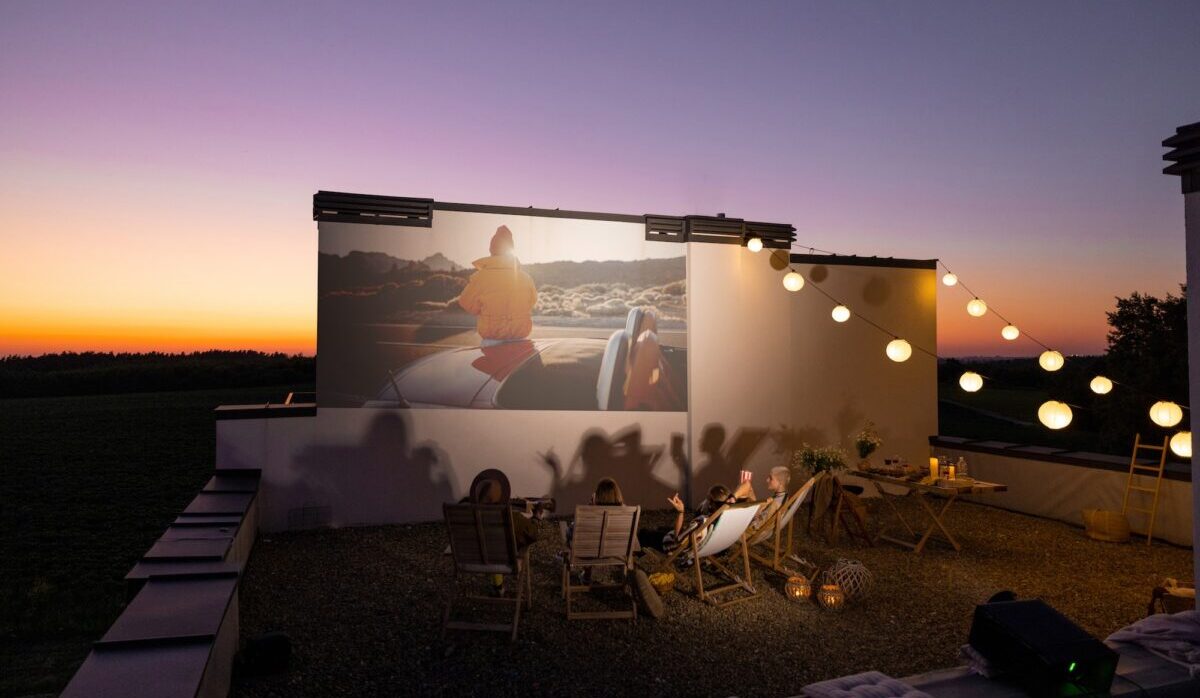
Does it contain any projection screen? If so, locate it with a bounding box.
[317,208,687,411]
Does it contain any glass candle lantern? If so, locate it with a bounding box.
[785,575,811,601]
[817,583,845,611]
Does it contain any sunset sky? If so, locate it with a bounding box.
[2,1,1198,358]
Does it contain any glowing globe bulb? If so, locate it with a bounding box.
[966,298,988,317]
[782,271,804,292]
[1038,350,1064,372]
[942,272,958,287]
[1170,431,1192,458]
[1001,325,1020,341]
[1038,401,1073,430]
[959,371,983,393]
[886,339,912,363]
[746,237,764,253]
[831,305,851,323]
[1149,401,1184,428]
[1089,376,1113,395]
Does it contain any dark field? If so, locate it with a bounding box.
[0,385,304,697]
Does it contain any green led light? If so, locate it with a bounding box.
[1068,661,1077,673]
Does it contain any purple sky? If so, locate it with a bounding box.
[2,1,1198,356]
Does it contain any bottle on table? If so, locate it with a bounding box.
[956,456,968,478]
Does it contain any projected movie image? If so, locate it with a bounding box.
[318,213,687,410]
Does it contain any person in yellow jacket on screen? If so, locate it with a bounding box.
[455,225,537,345]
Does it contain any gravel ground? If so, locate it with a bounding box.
[233,500,1191,698]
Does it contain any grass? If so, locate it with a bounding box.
[0,384,306,697]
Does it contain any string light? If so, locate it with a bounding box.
[746,237,764,253]
[1170,431,1192,458]
[1038,401,1073,430]
[1038,350,1064,372]
[782,250,1188,433]
[1149,401,1184,428]
[959,372,983,392]
[886,339,912,362]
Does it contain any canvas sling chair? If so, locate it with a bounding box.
[559,505,641,621]
[727,476,817,576]
[442,502,532,641]
[661,500,765,606]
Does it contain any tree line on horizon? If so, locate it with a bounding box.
[0,351,315,398]
[940,286,1188,455]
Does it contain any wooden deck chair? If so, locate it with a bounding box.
[662,501,764,606]
[442,502,532,641]
[730,477,816,575]
[560,505,640,621]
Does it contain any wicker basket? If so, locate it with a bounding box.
[648,572,676,595]
[1082,508,1130,543]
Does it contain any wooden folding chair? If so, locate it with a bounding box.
[560,505,640,621]
[662,501,764,606]
[442,502,532,642]
[729,477,816,575]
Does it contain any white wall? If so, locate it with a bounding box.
[686,245,938,502]
[218,409,685,532]
[219,243,939,531]
[932,445,1193,546]
[1185,190,1200,582]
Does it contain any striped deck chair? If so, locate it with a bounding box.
[731,476,816,575]
[662,500,764,606]
[560,505,641,621]
[442,503,532,642]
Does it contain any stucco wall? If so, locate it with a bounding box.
[686,244,939,501]
[932,443,1192,546]
[218,243,939,531]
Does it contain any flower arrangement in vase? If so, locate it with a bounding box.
[792,443,847,476]
[852,421,882,470]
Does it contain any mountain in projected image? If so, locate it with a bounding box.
[318,251,686,328]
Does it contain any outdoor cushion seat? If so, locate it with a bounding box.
[803,671,932,698]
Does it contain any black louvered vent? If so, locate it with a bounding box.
[644,215,687,242]
[686,216,745,245]
[1163,121,1200,194]
[313,191,434,227]
[745,220,797,249]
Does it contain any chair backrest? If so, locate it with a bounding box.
[443,503,519,575]
[778,476,816,528]
[596,329,630,410]
[694,501,763,559]
[569,505,640,562]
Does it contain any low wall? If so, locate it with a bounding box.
[930,436,1193,546]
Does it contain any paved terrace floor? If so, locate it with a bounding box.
[234,501,1191,698]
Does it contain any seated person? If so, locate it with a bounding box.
[562,477,625,546]
[637,484,736,556]
[733,466,791,529]
[462,469,539,597]
[465,469,539,549]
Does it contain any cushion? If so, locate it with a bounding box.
[803,671,931,698]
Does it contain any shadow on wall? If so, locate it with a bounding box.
[688,424,774,507]
[283,411,457,528]
[804,264,892,308]
[539,427,687,511]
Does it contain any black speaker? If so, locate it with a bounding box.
[968,599,1117,697]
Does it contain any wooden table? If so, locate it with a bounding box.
[851,470,1006,554]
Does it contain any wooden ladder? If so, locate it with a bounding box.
[1121,434,1169,545]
